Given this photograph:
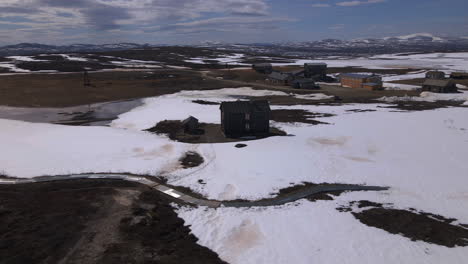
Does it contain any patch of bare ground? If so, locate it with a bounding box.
[0,179,226,264]
[275,182,345,202]
[179,151,205,169]
[96,46,241,69]
[328,67,418,75]
[0,70,231,107]
[192,99,220,105]
[389,77,468,89]
[339,201,468,248]
[0,174,15,180]
[271,109,333,125]
[346,109,377,113]
[146,120,287,144]
[378,101,465,111]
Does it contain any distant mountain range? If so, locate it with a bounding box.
[1,33,468,57]
[0,43,151,56]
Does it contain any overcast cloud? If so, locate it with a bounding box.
[0,0,466,45]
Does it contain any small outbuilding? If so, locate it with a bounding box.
[182,116,199,133]
[426,71,446,80]
[292,79,319,89]
[252,63,273,74]
[422,79,458,93]
[220,100,271,137]
[450,72,468,80]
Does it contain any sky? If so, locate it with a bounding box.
[0,0,467,45]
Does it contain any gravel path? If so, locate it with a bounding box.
[0,174,389,208]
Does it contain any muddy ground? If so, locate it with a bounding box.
[0,67,437,109]
[338,201,468,248]
[388,77,468,88]
[146,120,287,144]
[0,179,226,264]
[271,109,333,124]
[179,152,205,169]
[0,70,230,107]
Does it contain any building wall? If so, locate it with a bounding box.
[426,72,445,79]
[422,85,457,93]
[362,84,383,91]
[222,111,270,136]
[304,65,327,79]
[341,77,364,89]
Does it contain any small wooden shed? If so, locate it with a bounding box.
[220,100,271,137]
[182,116,199,133]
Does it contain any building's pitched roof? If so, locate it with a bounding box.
[268,71,292,81]
[286,70,305,76]
[305,63,327,66]
[423,79,454,87]
[253,63,272,67]
[293,78,315,84]
[182,116,198,125]
[451,72,468,76]
[220,100,270,113]
[340,73,374,79]
[426,70,445,75]
[251,100,271,112]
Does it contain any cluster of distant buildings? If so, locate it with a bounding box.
[252,62,466,94]
[252,63,328,89]
[421,71,468,93]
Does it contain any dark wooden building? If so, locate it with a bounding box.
[422,79,457,93]
[304,63,327,80]
[252,63,273,74]
[450,72,468,79]
[220,100,271,137]
[426,71,445,80]
[292,79,318,89]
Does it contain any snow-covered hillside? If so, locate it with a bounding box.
[1,87,468,264]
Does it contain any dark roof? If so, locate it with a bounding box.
[293,78,315,84]
[182,116,198,125]
[340,73,374,79]
[305,63,327,66]
[362,83,380,86]
[220,100,270,113]
[286,70,305,76]
[253,63,272,67]
[268,71,292,81]
[423,79,454,87]
[451,72,468,76]
[427,70,445,74]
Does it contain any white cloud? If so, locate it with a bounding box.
[336,0,386,7]
[311,3,331,8]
